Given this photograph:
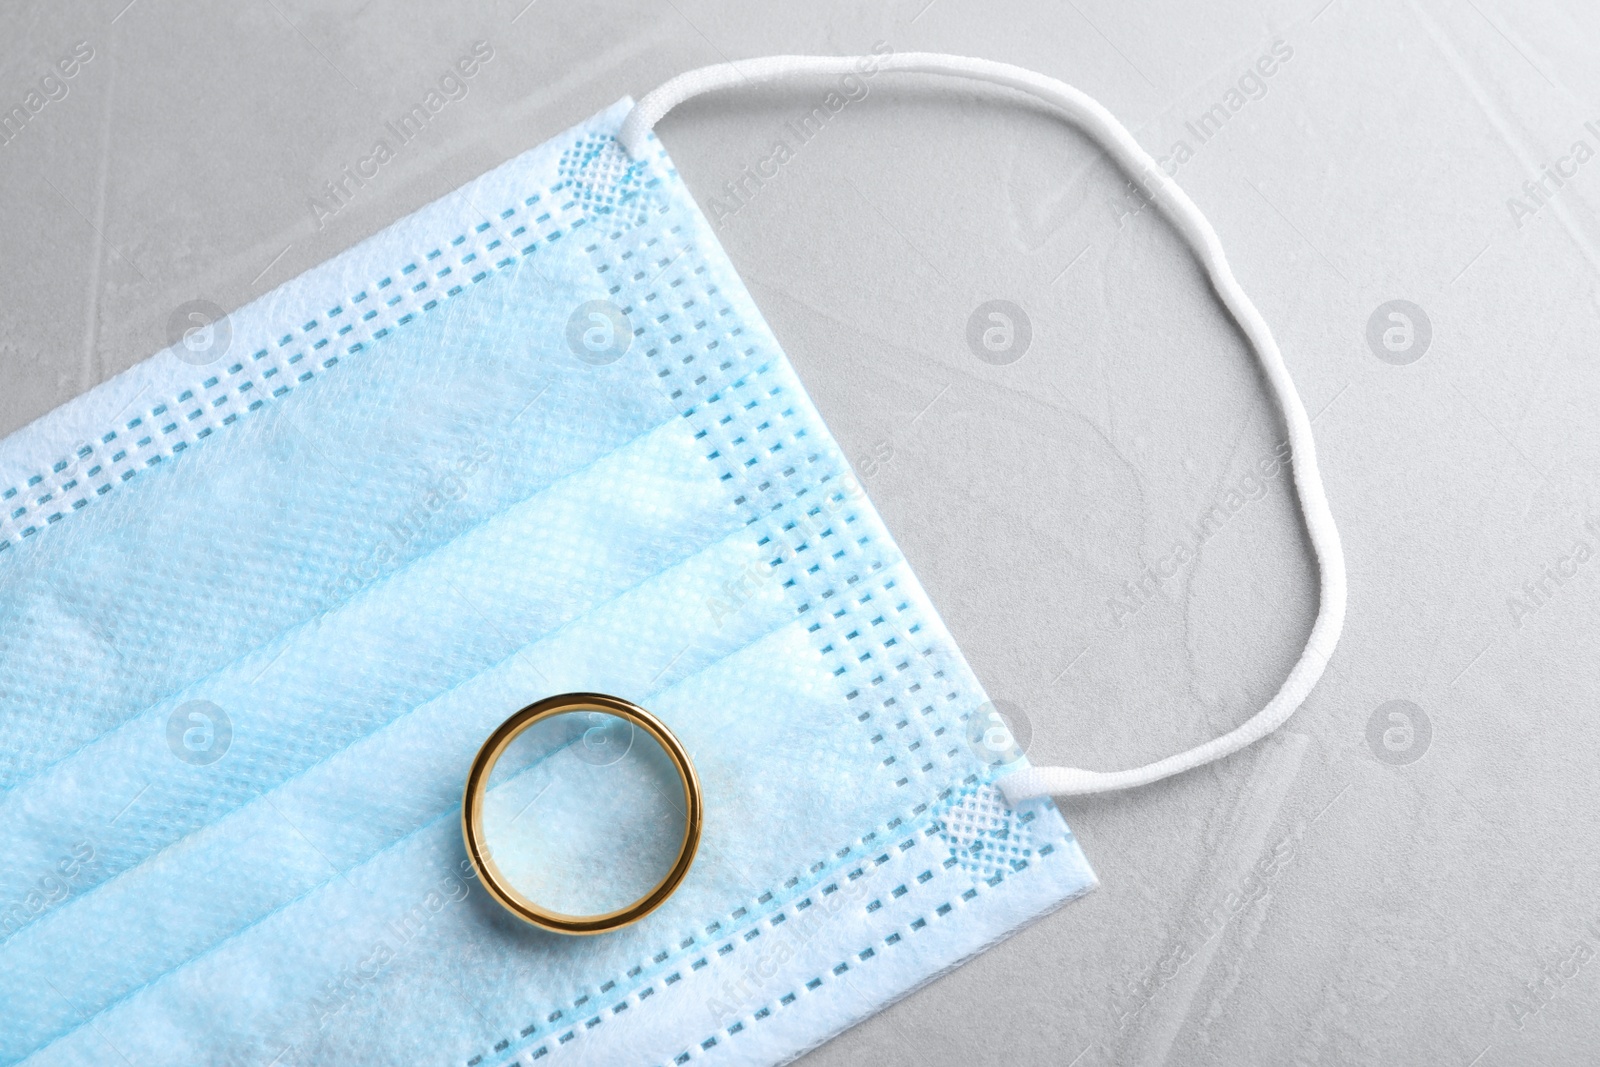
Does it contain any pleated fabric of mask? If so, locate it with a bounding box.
[0,97,1096,1066]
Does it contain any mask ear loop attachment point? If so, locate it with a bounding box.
[620,53,1347,801]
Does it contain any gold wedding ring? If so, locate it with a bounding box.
[461,692,702,935]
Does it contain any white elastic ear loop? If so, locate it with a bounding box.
[620,53,1347,801]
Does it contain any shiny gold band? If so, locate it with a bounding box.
[461,692,702,935]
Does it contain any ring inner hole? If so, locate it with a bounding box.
[481,710,687,918]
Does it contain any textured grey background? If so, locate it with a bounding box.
[3,0,1599,1064]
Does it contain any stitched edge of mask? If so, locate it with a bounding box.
[0,99,649,556]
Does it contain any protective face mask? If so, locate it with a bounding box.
[0,52,1343,1067]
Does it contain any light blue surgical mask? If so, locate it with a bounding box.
[0,51,1342,1067]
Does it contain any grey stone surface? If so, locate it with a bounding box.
[3,0,1598,1064]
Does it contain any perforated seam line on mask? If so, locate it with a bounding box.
[486,784,1056,1066]
[671,825,1057,1067]
[646,304,989,799]
[0,136,654,556]
[580,176,973,806]
[557,140,992,827]
[550,141,911,673]
[593,143,983,805]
